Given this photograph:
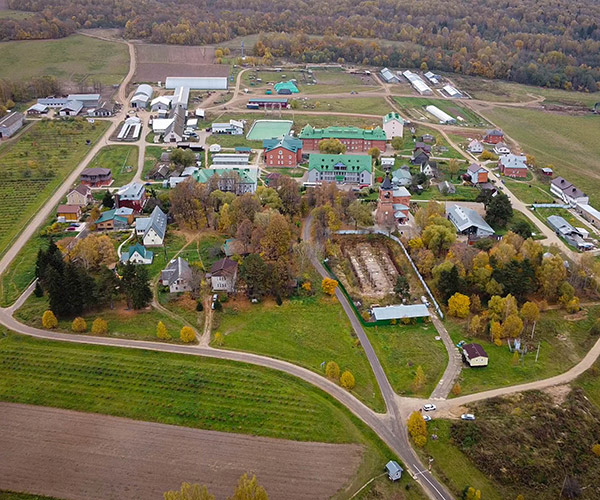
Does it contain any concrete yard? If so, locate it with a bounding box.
[0,403,363,500]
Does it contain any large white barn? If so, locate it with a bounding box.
[165,76,228,90]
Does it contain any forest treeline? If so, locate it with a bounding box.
[3,0,600,91]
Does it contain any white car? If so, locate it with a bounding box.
[423,404,437,411]
[461,413,476,421]
[423,415,432,422]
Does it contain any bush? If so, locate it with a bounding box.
[275,294,283,306]
[214,332,224,346]
[451,382,462,396]
[321,277,338,296]
[592,443,600,456]
[180,326,196,343]
[340,371,355,389]
[42,310,58,329]
[156,321,171,340]
[196,300,203,312]
[325,361,340,380]
[91,318,108,335]
[413,434,427,447]
[71,317,87,332]
[566,297,580,313]
[34,281,44,297]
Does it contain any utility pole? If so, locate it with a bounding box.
[535,341,541,363]
[531,320,536,339]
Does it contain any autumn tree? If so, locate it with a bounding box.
[214,332,224,346]
[422,224,456,255]
[325,361,340,380]
[236,219,254,253]
[180,326,196,343]
[68,234,117,270]
[260,213,292,260]
[391,136,404,150]
[566,297,580,313]
[340,370,355,389]
[42,310,58,329]
[412,365,426,392]
[321,277,338,296]
[240,254,269,300]
[170,148,197,167]
[520,301,539,333]
[170,178,207,230]
[503,314,524,339]
[539,254,567,301]
[448,293,470,318]
[368,147,380,160]
[164,482,215,500]
[469,315,482,335]
[319,138,346,154]
[347,200,373,229]
[121,263,152,310]
[228,473,268,500]
[407,411,427,447]
[490,320,503,343]
[447,159,459,179]
[71,317,87,332]
[157,321,171,340]
[91,318,108,335]
[452,382,462,396]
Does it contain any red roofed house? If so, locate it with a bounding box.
[57,204,81,222]
[483,129,504,144]
[498,154,528,178]
[81,167,113,187]
[262,136,303,167]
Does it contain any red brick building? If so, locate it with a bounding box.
[114,182,147,213]
[483,129,504,144]
[299,125,387,152]
[262,136,303,167]
[376,172,411,226]
[80,167,112,187]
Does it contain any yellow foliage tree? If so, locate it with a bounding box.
[490,320,502,343]
[407,411,427,447]
[42,310,58,329]
[340,370,355,389]
[592,443,600,456]
[566,297,580,313]
[452,382,462,396]
[325,361,340,380]
[503,314,524,339]
[180,326,196,343]
[71,317,87,332]
[164,482,215,500]
[412,365,426,393]
[321,277,338,296]
[228,473,268,500]
[469,315,482,335]
[448,293,470,318]
[214,332,224,346]
[157,321,171,340]
[413,434,427,447]
[91,318,108,335]
[301,281,312,292]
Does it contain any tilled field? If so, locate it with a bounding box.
[0,403,363,500]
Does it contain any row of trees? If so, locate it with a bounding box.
[7,0,599,90]
[164,474,268,500]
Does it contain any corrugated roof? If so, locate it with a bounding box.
[463,343,488,359]
[372,304,430,321]
[447,204,494,234]
[308,154,372,174]
[299,125,386,141]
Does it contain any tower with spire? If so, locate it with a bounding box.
[376,168,411,227]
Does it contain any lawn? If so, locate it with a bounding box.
[15,294,186,342]
[304,68,381,95]
[502,177,553,204]
[142,145,165,180]
[87,145,138,186]
[0,330,420,499]
[293,97,392,116]
[445,306,600,396]
[480,107,600,206]
[393,97,490,128]
[265,167,305,178]
[365,323,448,397]
[412,184,480,202]
[0,34,129,85]
[0,119,110,260]
[212,293,385,412]
[206,133,263,149]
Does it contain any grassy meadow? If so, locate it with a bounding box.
[87,145,138,186]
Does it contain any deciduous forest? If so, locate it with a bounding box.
[2,0,600,91]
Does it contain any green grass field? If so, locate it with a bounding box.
[502,177,553,204]
[0,10,35,20]
[212,294,385,412]
[0,35,129,85]
[142,145,165,180]
[87,145,138,186]
[366,323,448,397]
[0,119,109,260]
[412,184,480,202]
[393,97,489,128]
[0,330,420,499]
[446,307,600,395]
[295,97,392,116]
[480,107,600,206]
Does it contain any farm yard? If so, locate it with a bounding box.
[304,68,381,94]
[0,119,110,260]
[0,35,129,86]
[393,96,490,127]
[87,145,138,186]
[0,331,416,499]
[292,97,392,116]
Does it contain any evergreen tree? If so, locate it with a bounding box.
[102,190,115,209]
[130,265,152,310]
[240,254,269,300]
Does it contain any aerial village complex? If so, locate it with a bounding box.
[1,3,600,499]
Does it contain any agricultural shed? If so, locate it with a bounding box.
[462,343,488,367]
[371,304,430,324]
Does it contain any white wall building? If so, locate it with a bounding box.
[382,112,404,140]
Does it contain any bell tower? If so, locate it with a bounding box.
[376,170,395,226]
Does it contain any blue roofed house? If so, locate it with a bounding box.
[392,167,412,187]
[135,206,167,247]
[385,460,404,481]
[120,243,154,265]
[547,215,594,250]
[447,204,494,238]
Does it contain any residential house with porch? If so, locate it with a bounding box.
[80,167,112,187]
[161,257,193,293]
[135,206,167,247]
[466,164,489,185]
[95,207,134,231]
[120,243,154,265]
[209,258,238,292]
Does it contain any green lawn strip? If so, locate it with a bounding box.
[416,420,503,500]
[87,145,138,186]
[502,177,553,204]
[265,167,305,178]
[446,308,600,396]
[142,145,165,180]
[206,134,263,149]
[0,119,110,260]
[0,35,129,85]
[212,294,385,413]
[295,97,392,116]
[158,290,203,328]
[15,294,186,341]
[0,330,415,498]
[480,107,600,206]
[411,185,479,202]
[365,323,447,397]
[0,492,59,500]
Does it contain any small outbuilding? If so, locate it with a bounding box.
[462,343,489,367]
[385,460,403,481]
[372,304,430,324]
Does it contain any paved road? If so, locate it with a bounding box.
[428,314,462,400]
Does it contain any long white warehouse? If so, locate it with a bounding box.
[425,105,456,124]
[165,76,228,90]
[402,70,433,95]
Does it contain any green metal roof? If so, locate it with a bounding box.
[193,168,257,184]
[308,154,372,173]
[274,81,299,93]
[263,135,303,153]
[299,125,386,141]
[383,112,404,124]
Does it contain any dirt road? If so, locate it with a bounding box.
[0,403,362,500]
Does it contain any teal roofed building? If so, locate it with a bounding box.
[274,81,299,94]
[193,166,258,194]
[307,154,372,186]
[299,125,387,152]
[120,243,154,265]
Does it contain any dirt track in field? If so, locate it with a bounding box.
[0,403,363,500]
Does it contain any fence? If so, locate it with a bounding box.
[335,230,444,319]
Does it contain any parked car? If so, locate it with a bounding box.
[461,413,476,421]
[423,404,437,411]
[421,295,430,307]
[423,415,432,422]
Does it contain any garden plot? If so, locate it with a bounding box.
[347,242,397,298]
